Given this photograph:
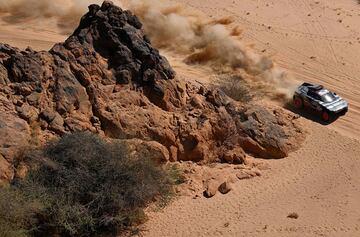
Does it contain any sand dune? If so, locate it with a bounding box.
[0,0,359,236]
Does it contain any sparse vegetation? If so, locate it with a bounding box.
[0,133,177,237]
[218,75,253,102]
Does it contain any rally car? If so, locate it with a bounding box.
[293,82,348,122]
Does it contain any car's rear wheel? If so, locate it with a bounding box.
[293,96,303,108]
[321,110,330,122]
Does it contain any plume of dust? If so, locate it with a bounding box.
[0,0,299,98]
[0,0,122,34]
[128,0,298,99]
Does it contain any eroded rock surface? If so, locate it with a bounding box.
[0,1,304,182]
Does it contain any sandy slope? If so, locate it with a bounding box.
[144,1,360,236]
[175,0,360,140]
[0,16,65,51]
[143,120,360,237]
[1,1,360,236]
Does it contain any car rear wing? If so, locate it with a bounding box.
[302,82,323,90]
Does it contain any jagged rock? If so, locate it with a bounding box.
[16,104,38,122]
[0,113,31,162]
[236,169,262,180]
[40,109,57,123]
[26,92,41,106]
[140,140,170,163]
[222,147,246,164]
[236,171,253,180]
[0,1,305,182]
[238,106,302,158]
[0,94,15,112]
[0,64,9,85]
[118,139,170,163]
[50,114,65,134]
[0,154,14,185]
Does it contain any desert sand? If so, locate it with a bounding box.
[0,0,359,236]
[177,0,360,140]
[140,1,360,236]
[143,121,360,237]
[0,17,64,51]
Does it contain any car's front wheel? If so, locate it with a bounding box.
[321,110,331,122]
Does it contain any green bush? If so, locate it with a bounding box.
[0,133,174,237]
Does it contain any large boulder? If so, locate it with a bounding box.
[117,139,170,163]
[0,113,31,162]
[237,106,303,158]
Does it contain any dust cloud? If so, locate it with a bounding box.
[0,0,108,34]
[0,0,298,98]
[128,0,298,98]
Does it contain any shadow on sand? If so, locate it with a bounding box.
[284,101,339,125]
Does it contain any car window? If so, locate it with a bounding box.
[307,91,321,100]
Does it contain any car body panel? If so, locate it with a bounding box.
[294,82,348,116]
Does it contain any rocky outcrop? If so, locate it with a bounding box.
[0,1,305,182]
[117,138,170,163]
[175,161,264,198]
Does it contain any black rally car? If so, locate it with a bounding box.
[293,82,348,122]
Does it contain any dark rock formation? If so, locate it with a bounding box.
[0,1,304,183]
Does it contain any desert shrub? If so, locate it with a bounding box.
[0,187,43,237]
[0,132,174,237]
[218,75,253,102]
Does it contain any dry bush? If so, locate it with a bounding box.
[0,132,176,237]
[217,75,253,103]
[0,187,44,237]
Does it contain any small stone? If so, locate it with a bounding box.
[287,212,299,219]
[204,179,219,197]
[222,147,246,164]
[218,181,232,194]
[236,171,253,180]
